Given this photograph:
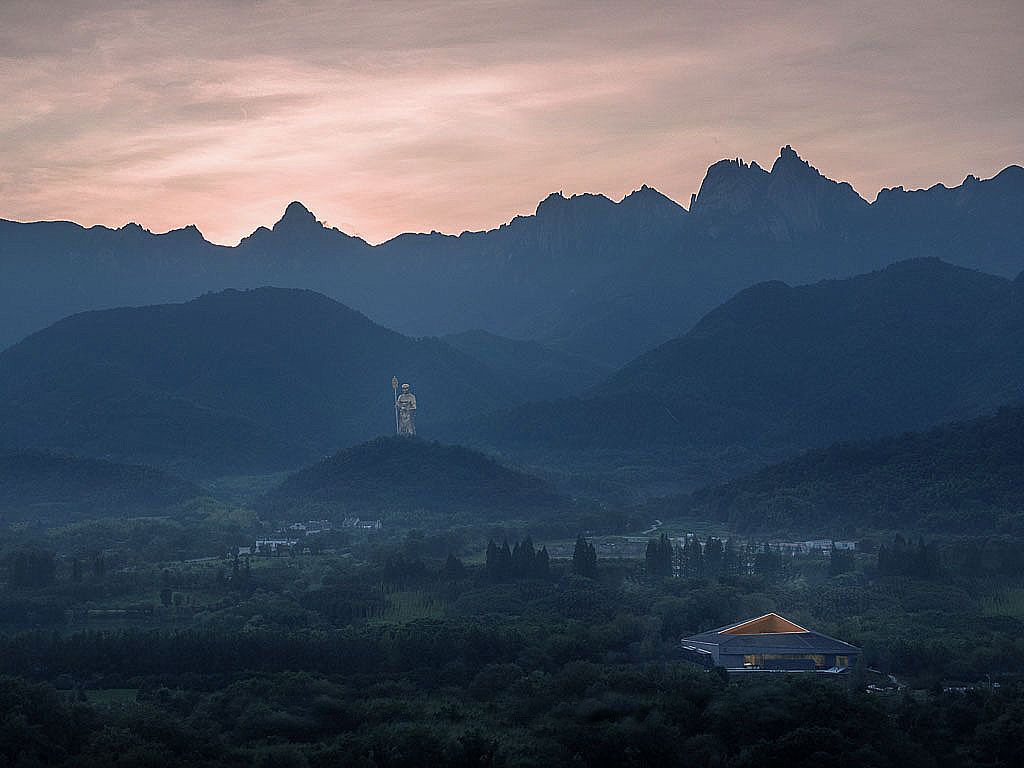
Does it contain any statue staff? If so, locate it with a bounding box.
[391,376,399,434]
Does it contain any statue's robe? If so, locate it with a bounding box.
[397,393,417,435]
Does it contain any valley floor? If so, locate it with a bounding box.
[3,516,1024,767]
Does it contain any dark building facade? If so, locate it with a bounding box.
[681,613,860,672]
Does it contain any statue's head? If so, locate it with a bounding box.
[401,383,410,392]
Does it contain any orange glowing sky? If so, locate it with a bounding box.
[1,0,1022,245]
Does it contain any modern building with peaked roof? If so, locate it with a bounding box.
[680,613,860,672]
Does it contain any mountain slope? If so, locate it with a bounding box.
[0,452,201,523]
[682,405,1024,534]
[0,288,516,478]
[449,259,1024,492]
[596,258,1023,443]
[256,437,565,519]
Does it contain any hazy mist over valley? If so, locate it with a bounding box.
[2,2,1023,766]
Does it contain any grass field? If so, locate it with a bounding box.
[369,585,446,624]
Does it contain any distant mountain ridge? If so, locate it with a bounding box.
[2,146,1021,364]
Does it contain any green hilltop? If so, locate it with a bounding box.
[257,436,567,521]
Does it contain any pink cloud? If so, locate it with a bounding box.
[0,0,1021,244]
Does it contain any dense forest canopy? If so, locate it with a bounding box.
[682,405,1024,534]
[257,437,566,521]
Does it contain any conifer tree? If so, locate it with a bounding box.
[572,536,598,578]
[499,538,513,580]
[444,553,466,579]
[660,533,675,577]
[572,535,588,576]
[535,546,551,578]
[681,535,703,578]
[704,537,724,577]
[646,534,673,577]
[644,539,658,576]
[485,539,499,580]
[512,536,537,578]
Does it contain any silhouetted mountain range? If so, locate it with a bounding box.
[3,146,1021,364]
[447,259,1024,493]
[3,258,1021,492]
[680,404,1024,534]
[256,436,565,520]
[0,288,522,478]
[0,452,200,524]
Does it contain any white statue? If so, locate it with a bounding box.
[395,382,417,436]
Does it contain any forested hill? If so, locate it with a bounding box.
[681,405,1024,534]
[0,452,200,523]
[257,437,566,520]
[0,288,516,478]
[449,259,1024,489]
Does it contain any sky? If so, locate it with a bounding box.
[1,0,1021,245]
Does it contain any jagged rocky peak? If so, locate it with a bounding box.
[770,144,811,173]
[768,145,861,201]
[160,223,206,241]
[689,144,868,235]
[236,201,327,248]
[769,145,866,206]
[534,191,568,215]
[621,184,679,204]
[703,156,769,180]
[695,145,828,197]
[690,156,771,216]
[624,183,658,198]
[619,185,689,220]
[273,201,321,231]
[534,190,616,218]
